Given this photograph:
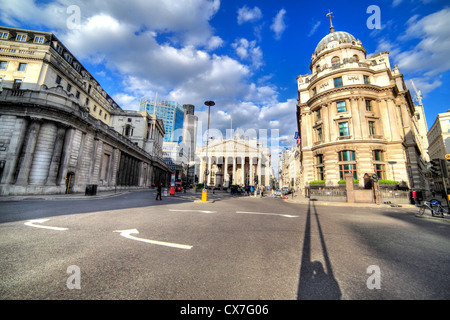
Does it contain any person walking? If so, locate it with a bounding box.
[156,182,162,200]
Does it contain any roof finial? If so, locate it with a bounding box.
[327,9,335,33]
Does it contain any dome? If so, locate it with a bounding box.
[314,31,357,54]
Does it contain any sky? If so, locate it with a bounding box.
[1,0,449,156]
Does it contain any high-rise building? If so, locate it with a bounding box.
[139,99,185,142]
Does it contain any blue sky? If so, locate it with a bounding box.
[1,0,449,152]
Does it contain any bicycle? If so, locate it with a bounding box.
[418,199,448,217]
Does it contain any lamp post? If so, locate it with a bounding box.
[203,100,215,201]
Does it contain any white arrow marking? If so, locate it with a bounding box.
[169,209,217,214]
[24,219,68,231]
[236,211,298,218]
[113,229,192,250]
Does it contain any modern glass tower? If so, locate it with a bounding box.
[139,99,185,142]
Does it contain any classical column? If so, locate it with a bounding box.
[2,117,28,185]
[232,156,236,185]
[207,156,212,186]
[241,156,245,185]
[16,119,42,185]
[224,155,228,186]
[46,126,67,185]
[258,156,262,186]
[249,156,253,185]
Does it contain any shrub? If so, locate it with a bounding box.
[309,180,326,185]
[338,179,359,184]
[378,179,398,185]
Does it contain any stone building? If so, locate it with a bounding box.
[197,136,273,188]
[427,109,450,160]
[109,111,170,186]
[296,23,429,192]
[0,26,170,195]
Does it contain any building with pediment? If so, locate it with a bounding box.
[296,20,429,192]
[196,136,273,188]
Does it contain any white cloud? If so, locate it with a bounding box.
[232,38,263,69]
[237,6,263,25]
[308,21,321,37]
[270,8,287,40]
[0,0,298,149]
[371,8,450,96]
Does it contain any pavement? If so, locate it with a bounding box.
[1,188,449,222]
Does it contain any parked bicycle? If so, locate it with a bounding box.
[417,199,448,217]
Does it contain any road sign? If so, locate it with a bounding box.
[445,154,450,160]
[372,174,378,182]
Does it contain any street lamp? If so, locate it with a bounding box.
[203,100,215,201]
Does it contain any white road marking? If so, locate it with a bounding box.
[169,209,217,214]
[24,219,68,231]
[113,229,192,250]
[236,211,298,218]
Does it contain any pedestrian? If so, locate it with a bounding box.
[156,182,162,200]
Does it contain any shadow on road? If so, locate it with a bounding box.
[297,200,341,300]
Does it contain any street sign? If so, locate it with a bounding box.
[445,154,450,160]
[372,174,378,182]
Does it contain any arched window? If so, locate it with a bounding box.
[331,56,340,68]
[353,54,359,62]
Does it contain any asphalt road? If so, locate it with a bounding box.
[0,191,449,300]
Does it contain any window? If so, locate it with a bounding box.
[353,54,359,63]
[372,150,384,161]
[316,127,323,141]
[338,150,355,161]
[104,114,108,120]
[93,105,97,112]
[18,63,27,71]
[334,77,343,88]
[13,79,22,90]
[331,56,340,68]
[365,100,372,111]
[55,44,63,55]
[339,164,357,180]
[312,87,317,96]
[65,55,72,64]
[0,61,7,70]
[0,32,9,39]
[85,98,89,106]
[66,83,72,92]
[34,36,45,44]
[99,110,102,116]
[316,108,321,120]
[56,75,62,84]
[374,164,385,180]
[368,121,376,135]
[337,101,347,113]
[75,90,80,99]
[364,75,370,85]
[315,155,324,180]
[339,122,349,137]
[16,34,27,42]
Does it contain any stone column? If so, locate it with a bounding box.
[46,126,67,185]
[241,156,245,185]
[224,155,228,186]
[258,156,262,186]
[232,156,236,185]
[16,119,42,185]
[2,117,28,185]
[250,156,253,185]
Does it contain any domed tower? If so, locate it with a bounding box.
[296,14,429,194]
